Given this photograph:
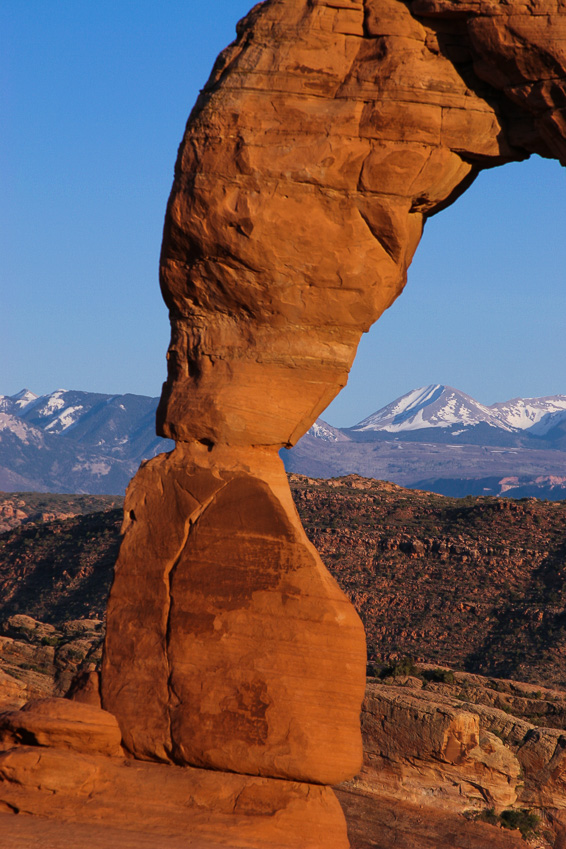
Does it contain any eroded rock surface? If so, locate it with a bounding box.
[0,615,104,711]
[103,0,566,790]
[102,445,366,784]
[157,0,566,447]
[339,672,566,847]
[0,698,349,849]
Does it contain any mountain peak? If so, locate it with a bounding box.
[345,386,566,436]
[350,385,506,434]
[9,389,39,409]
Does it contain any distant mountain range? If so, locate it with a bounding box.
[0,388,172,494]
[350,384,566,438]
[282,385,566,499]
[1,384,566,498]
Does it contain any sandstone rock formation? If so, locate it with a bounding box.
[102,445,365,783]
[156,0,566,448]
[0,698,349,849]
[104,0,566,787]
[338,670,566,847]
[103,0,566,833]
[2,0,566,844]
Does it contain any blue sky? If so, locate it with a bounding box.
[2,1,565,428]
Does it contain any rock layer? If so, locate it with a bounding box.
[338,672,566,847]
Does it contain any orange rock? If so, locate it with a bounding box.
[0,745,349,849]
[157,0,566,448]
[66,669,102,707]
[356,684,521,811]
[337,787,527,849]
[0,697,123,758]
[100,0,566,824]
[102,444,366,784]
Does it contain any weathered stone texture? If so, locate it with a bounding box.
[0,699,349,849]
[157,0,566,447]
[3,0,566,843]
[105,0,566,794]
[102,445,366,784]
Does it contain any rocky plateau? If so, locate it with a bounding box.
[2,481,566,846]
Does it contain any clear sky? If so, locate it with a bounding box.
[2,2,565,428]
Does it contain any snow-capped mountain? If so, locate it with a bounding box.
[306,419,349,442]
[2,384,566,499]
[0,389,39,415]
[282,385,566,499]
[348,385,566,438]
[491,396,566,434]
[351,385,510,434]
[0,389,173,494]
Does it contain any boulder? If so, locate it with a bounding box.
[0,698,123,758]
[102,444,366,784]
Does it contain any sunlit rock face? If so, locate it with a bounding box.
[156,0,566,448]
[3,1,563,843]
[103,0,566,795]
[102,445,365,785]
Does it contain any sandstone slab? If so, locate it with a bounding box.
[0,747,349,849]
[355,683,521,811]
[0,698,122,758]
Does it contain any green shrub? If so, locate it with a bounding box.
[472,807,539,839]
[41,636,62,647]
[500,808,539,839]
[476,808,499,827]
[380,656,420,679]
[423,668,455,685]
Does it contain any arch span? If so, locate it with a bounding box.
[102,0,566,795]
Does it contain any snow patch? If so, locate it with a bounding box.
[71,461,111,476]
[33,390,69,418]
[44,405,84,433]
[0,414,38,445]
[307,419,343,442]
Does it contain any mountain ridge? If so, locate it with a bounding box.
[2,385,566,498]
[343,384,566,439]
[290,386,566,499]
[0,388,173,494]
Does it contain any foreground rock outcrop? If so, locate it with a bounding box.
[0,699,348,849]
[3,0,566,844]
[3,669,566,848]
[337,669,566,847]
